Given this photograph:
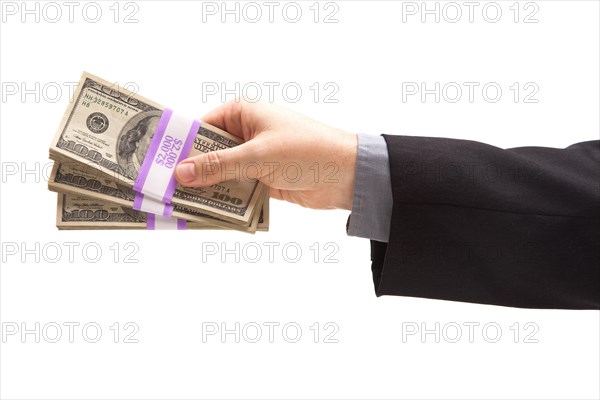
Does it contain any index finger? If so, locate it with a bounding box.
[201,100,250,141]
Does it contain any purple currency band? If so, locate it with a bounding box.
[130,108,199,230]
[132,193,174,217]
[163,119,200,204]
[178,219,187,230]
[147,213,155,230]
[133,109,201,205]
[145,214,187,230]
[133,108,172,195]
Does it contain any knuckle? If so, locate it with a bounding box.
[204,151,221,168]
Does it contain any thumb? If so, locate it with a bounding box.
[175,141,260,187]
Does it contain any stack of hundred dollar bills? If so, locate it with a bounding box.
[48,72,269,232]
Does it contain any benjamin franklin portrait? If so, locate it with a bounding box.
[116,110,162,180]
[115,109,163,220]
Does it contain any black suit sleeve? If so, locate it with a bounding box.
[371,136,600,309]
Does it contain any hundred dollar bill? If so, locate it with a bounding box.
[57,193,216,230]
[57,194,269,231]
[50,72,264,225]
[49,162,268,232]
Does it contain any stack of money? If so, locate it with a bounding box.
[48,72,269,232]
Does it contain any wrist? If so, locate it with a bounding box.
[332,130,358,210]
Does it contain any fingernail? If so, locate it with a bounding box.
[176,163,196,183]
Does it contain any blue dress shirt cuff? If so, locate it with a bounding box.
[347,133,393,243]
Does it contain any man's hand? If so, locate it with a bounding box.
[174,100,358,210]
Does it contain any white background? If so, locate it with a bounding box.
[1,1,599,399]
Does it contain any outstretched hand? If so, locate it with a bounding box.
[174,100,358,210]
